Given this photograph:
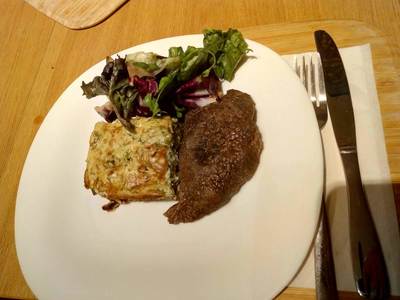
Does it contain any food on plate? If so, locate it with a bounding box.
[82,28,263,223]
[84,116,178,210]
[81,28,250,131]
[164,90,263,224]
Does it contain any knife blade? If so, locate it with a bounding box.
[314,30,390,299]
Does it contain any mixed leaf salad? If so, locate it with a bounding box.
[81,28,249,131]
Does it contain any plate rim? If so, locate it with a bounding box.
[15,34,323,300]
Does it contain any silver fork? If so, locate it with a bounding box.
[295,54,338,300]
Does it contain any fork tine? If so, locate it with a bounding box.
[316,53,327,103]
[310,55,317,103]
[296,54,324,116]
[296,53,328,129]
[294,56,300,78]
[303,55,308,94]
[294,55,305,87]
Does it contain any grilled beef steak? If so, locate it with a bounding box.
[164,89,263,224]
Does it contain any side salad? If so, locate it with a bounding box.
[81,28,249,131]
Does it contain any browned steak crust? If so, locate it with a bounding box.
[164,89,263,224]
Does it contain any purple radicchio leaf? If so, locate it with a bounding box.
[130,76,158,97]
[94,101,117,122]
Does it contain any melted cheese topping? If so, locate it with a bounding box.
[84,117,176,201]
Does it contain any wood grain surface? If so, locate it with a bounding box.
[1,0,400,299]
[25,0,127,29]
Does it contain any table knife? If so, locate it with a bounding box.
[314,30,390,299]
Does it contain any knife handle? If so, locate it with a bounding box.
[314,202,338,300]
[341,151,390,299]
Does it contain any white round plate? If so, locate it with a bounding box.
[15,35,323,300]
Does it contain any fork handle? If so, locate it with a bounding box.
[315,202,338,300]
[341,151,390,299]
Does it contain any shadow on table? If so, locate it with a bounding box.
[282,181,400,299]
[326,182,400,297]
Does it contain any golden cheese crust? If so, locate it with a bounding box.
[84,117,176,204]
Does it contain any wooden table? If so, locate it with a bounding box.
[1,0,399,299]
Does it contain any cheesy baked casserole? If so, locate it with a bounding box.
[84,117,177,210]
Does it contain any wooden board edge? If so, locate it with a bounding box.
[24,0,128,29]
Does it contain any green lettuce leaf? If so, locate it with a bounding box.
[177,46,209,81]
[143,94,160,116]
[168,46,184,57]
[132,61,160,72]
[173,103,185,118]
[158,70,178,97]
[81,76,109,98]
[203,28,249,81]
[203,29,226,54]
